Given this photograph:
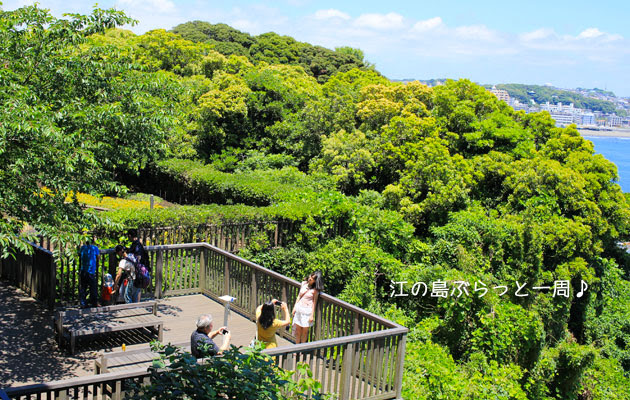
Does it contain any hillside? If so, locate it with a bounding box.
[493,83,623,114]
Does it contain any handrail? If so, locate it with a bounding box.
[144,242,403,330]
[3,327,407,396]
[101,242,399,327]
[24,241,54,255]
[265,327,408,356]
[2,368,150,395]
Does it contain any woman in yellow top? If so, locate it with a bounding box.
[256,299,291,349]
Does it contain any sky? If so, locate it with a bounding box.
[4,0,630,97]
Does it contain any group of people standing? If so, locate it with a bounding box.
[80,232,325,352]
[78,229,149,308]
[191,271,324,357]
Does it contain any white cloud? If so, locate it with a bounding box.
[454,24,498,42]
[314,9,350,20]
[520,28,555,42]
[118,0,175,13]
[353,12,404,30]
[411,17,443,33]
[577,27,622,41]
[517,25,627,57]
[578,27,604,39]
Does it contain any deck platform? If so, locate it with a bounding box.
[0,280,291,387]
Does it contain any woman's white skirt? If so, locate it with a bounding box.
[293,305,313,328]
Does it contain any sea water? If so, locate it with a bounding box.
[582,136,630,193]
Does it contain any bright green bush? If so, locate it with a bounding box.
[526,341,596,400]
[148,158,335,206]
[129,342,331,400]
[402,341,465,400]
[581,355,630,400]
[470,302,545,369]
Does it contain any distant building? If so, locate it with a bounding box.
[489,86,510,103]
[541,102,575,114]
[550,112,574,126]
[609,115,622,126]
[581,113,595,125]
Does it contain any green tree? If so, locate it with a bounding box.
[131,343,329,400]
[310,129,376,194]
[133,29,212,75]
[0,5,139,253]
[171,21,254,57]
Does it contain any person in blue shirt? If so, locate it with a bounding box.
[79,238,100,308]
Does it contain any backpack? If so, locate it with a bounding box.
[126,256,151,289]
[130,240,151,273]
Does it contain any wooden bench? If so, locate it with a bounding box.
[94,340,190,374]
[54,301,163,355]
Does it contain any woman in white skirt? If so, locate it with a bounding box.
[292,271,324,344]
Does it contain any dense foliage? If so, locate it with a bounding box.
[3,4,630,398]
[171,21,370,83]
[130,343,330,400]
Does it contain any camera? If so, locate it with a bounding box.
[274,300,283,306]
[221,328,229,334]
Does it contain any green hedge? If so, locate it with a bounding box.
[144,159,335,206]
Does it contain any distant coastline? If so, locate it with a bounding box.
[579,128,630,138]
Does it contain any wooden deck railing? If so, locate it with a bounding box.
[1,242,407,399]
[0,242,56,309]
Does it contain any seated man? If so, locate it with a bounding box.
[191,314,231,358]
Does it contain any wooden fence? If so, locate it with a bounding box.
[0,243,56,309]
[136,219,300,250]
[1,242,407,399]
[134,218,346,250]
[5,215,347,308]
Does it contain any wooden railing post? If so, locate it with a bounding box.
[394,333,407,399]
[27,248,35,298]
[224,257,230,295]
[48,255,57,309]
[155,250,163,299]
[108,253,117,280]
[281,281,288,305]
[250,270,257,318]
[339,343,355,400]
[314,301,322,341]
[199,247,206,293]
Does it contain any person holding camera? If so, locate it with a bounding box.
[191,314,231,358]
[255,299,291,349]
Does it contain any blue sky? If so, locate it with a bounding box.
[4,0,630,96]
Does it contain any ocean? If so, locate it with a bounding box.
[582,136,630,193]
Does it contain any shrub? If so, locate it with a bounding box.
[129,342,331,400]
